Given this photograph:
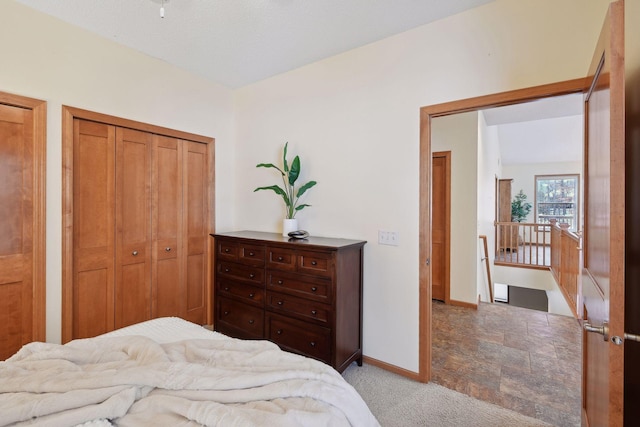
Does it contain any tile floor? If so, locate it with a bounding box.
[431,300,582,427]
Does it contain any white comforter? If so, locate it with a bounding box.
[0,335,379,426]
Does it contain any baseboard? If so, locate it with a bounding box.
[449,299,478,310]
[362,356,422,382]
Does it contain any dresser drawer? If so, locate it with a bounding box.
[266,247,297,271]
[267,270,331,302]
[297,250,333,277]
[267,292,331,324]
[216,240,265,266]
[216,297,264,339]
[266,313,331,362]
[217,261,264,285]
[218,279,264,306]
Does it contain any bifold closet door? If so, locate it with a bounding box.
[115,128,152,329]
[153,135,183,318]
[73,120,115,338]
[183,140,208,324]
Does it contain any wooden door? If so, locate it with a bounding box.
[115,128,152,329]
[152,135,184,318]
[498,179,513,251]
[581,1,625,425]
[183,140,208,324]
[0,101,44,359]
[73,120,116,339]
[432,151,450,302]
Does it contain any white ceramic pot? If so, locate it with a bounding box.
[282,218,298,237]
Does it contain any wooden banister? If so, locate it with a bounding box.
[550,219,580,318]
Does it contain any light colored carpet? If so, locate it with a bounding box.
[342,363,553,427]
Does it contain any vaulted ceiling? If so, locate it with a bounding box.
[15,0,494,89]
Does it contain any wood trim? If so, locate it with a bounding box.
[0,91,47,342]
[449,299,478,310]
[362,355,421,382]
[420,78,588,118]
[61,106,215,342]
[62,106,213,145]
[419,78,588,383]
[61,108,74,343]
[206,137,216,325]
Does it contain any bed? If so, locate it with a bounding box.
[0,317,379,426]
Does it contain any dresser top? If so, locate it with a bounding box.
[212,230,366,250]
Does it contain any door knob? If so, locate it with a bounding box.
[583,321,609,341]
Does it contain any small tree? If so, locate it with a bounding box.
[511,189,532,222]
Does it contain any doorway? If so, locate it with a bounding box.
[418,79,587,381]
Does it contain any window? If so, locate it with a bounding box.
[535,175,579,231]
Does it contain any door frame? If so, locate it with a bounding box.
[0,91,47,344]
[418,78,587,381]
[61,106,216,342]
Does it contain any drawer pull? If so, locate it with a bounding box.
[311,287,317,292]
[311,261,317,266]
[276,329,283,335]
[277,256,284,261]
[248,252,255,256]
[311,310,317,315]
[223,311,229,316]
[278,280,284,285]
[224,268,230,273]
[277,301,284,306]
[249,273,255,279]
[224,248,230,253]
[249,293,255,298]
[248,319,255,324]
[310,341,316,347]
[132,250,139,256]
[224,287,230,291]
[165,247,171,252]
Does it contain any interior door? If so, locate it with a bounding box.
[432,151,450,302]
[0,104,35,359]
[581,1,625,425]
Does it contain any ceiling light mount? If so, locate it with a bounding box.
[150,0,169,18]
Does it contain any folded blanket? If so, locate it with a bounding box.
[0,336,379,427]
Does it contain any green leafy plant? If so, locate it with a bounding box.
[254,142,317,219]
[511,189,532,223]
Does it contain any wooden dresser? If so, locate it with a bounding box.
[212,231,366,373]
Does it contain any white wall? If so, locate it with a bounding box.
[234,0,611,371]
[432,112,479,304]
[2,0,611,372]
[1,1,236,344]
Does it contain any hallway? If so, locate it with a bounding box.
[431,301,582,426]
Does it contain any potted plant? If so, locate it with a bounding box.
[254,142,317,236]
[511,189,532,222]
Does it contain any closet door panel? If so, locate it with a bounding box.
[0,105,33,359]
[153,135,183,318]
[115,128,152,329]
[183,141,208,324]
[72,120,115,338]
